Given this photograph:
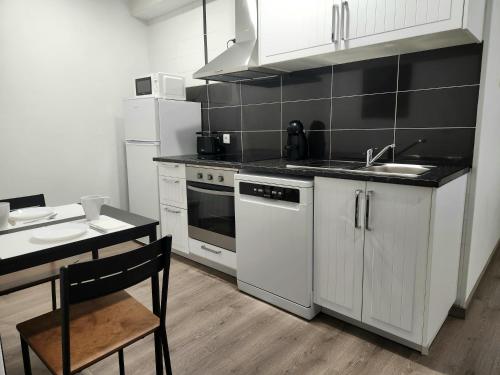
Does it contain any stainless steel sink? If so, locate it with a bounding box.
[356,163,432,177]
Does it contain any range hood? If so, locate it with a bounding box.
[193,0,283,82]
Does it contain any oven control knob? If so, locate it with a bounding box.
[218,175,224,182]
[197,172,203,179]
[207,174,213,181]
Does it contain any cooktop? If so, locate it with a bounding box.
[285,159,364,170]
[195,154,243,163]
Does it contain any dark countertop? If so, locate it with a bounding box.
[153,155,470,188]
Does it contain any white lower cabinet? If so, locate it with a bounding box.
[160,204,188,254]
[314,175,468,351]
[188,238,236,272]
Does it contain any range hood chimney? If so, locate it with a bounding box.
[193,0,283,82]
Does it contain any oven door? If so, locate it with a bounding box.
[187,181,235,252]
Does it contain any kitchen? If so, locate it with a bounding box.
[1,0,500,374]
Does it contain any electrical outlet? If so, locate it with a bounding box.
[223,133,230,144]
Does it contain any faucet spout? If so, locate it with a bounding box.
[366,144,395,167]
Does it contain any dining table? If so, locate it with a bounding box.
[0,203,163,374]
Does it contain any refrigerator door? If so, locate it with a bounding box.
[159,100,201,156]
[125,141,160,221]
[124,98,160,141]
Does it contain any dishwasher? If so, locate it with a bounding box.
[235,173,319,320]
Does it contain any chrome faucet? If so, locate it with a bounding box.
[366,144,395,167]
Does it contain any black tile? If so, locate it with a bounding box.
[332,93,396,130]
[331,130,395,161]
[282,99,330,131]
[242,103,281,131]
[399,43,483,91]
[282,66,332,101]
[396,86,479,128]
[332,56,398,96]
[220,132,242,159]
[241,76,281,104]
[394,128,475,165]
[202,109,209,132]
[209,107,241,132]
[186,85,208,108]
[242,131,281,162]
[331,130,394,162]
[208,82,240,107]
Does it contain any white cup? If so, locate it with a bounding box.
[0,202,10,229]
[80,195,109,221]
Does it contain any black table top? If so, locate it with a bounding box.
[154,155,470,188]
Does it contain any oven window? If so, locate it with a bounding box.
[187,181,235,239]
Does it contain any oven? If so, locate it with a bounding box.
[186,165,237,252]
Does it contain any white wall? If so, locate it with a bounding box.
[147,0,234,87]
[0,0,150,207]
[458,0,500,305]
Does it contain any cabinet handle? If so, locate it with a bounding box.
[331,4,340,43]
[365,190,373,231]
[201,245,222,255]
[165,208,181,214]
[341,1,349,41]
[163,178,180,184]
[354,189,362,229]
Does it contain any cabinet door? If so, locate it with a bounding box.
[160,205,188,254]
[362,182,431,344]
[314,177,365,320]
[259,0,339,62]
[342,0,462,47]
[159,176,187,209]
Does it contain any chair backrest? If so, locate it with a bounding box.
[58,236,172,375]
[1,194,45,210]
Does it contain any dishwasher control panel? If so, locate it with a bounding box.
[239,182,300,203]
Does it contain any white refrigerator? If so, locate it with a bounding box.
[124,97,200,223]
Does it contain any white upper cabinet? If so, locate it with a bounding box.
[259,0,342,63]
[258,0,486,69]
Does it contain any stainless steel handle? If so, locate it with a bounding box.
[187,185,234,197]
[165,208,181,214]
[354,189,362,229]
[162,177,180,184]
[365,190,373,231]
[331,4,340,43]
[341,1,349,41]
[201,245,222,255]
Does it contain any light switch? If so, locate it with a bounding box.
[223,133,230,144]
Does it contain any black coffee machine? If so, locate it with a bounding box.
[285,120,308,161]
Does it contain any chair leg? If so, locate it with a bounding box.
[20,337,32,375]
[160,328,173,375]
[118,349,125,375]
[51,279,57,310]
[153,331,163,375]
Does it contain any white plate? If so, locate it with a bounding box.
[32,223,88,243]
[10,207,54,221]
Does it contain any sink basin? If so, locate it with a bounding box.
[357,163,432,177]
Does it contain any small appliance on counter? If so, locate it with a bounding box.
[285,120,308,161]
[134,73,186,100]
[196,132,224,155]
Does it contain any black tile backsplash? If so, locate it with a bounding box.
[332,93,396,129]
[187,43,482,165]
[242,104,281,131]
[282,99,330,131]
[332,56,398,96]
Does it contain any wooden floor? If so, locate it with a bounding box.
[1,242,500,375]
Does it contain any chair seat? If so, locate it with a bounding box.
[17,291,160,375]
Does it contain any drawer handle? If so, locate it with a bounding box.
[365,190,373,231]
[165,208,181,214]
[201,245,222,254]
[163,178,180,184]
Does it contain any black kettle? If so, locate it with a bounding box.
[285,120,308,161]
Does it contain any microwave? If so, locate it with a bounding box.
[134,73,186,100]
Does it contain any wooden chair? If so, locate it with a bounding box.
[0,194,59,310]
[16,236,173,375]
